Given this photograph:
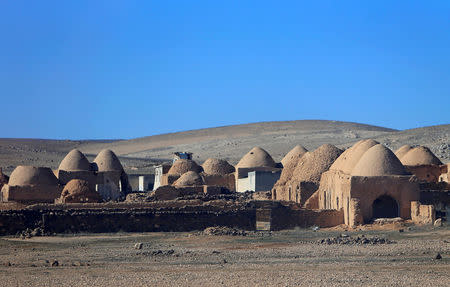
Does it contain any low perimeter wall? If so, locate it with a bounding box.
[0,201,345,235]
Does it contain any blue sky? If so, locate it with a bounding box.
[1,1,449,139]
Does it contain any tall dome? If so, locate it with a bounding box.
[8,166,59,186]
[399,146,442,166]
[236,147,276,169]
[93,149,123,172]
[338,139,379,174]
[168,159,202,176]
[291,144,342,183]
[351,144,408,177]
[58,149,91,171]
[202,158,235,175]
[281,145,308,167]
[174,171,204,187]
[395,145,413,160]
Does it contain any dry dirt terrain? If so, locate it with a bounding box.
[0,225,448,286]
[0,120,448,175]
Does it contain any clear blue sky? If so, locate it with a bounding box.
[1,1,449,139]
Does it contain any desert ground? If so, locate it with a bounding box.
[0,120,449,175]
[0,225,448,286]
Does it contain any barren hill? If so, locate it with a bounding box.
[0,120,448,175]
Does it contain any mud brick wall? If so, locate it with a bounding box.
[270,206,344,230]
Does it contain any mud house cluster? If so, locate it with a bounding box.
[152,141,449,226]
[1,149,130,204]
[0,139,449,231]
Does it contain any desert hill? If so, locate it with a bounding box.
[0,120,448,174]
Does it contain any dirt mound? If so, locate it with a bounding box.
[236,147,276,168]
[395,145,413,159]
[58,149,91,171]
[168,159,202,176]
[93,149,123,172]
[173,171,204,187]
[281,145,308,167]
[59,179,102,203]
[399,146,443,166]
[291,144,343,183]
[203,226,248,236]
[202,158,235,175]
[8,166,59,186]
[351,144,408,176]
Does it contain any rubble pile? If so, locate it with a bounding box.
[318,234,394,245]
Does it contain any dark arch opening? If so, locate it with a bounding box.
[372,195,399,219]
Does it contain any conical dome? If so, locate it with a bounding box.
[8,166,59,186]
[351,144,408,176]
[338,139,379,174]
[395,145,413,160]
[400,146,442,166]
[291,144,342,183]
[93,149,123,172]
[174,171,204,187]
[168,159,202,176]
[330,139,369,171]
[281,145,308,167]
[236,147,276,169]
[58,149,91,171]
[202,158,235,175]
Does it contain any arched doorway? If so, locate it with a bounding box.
[372,195,399,219]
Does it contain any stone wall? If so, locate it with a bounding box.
[0,203,256,235]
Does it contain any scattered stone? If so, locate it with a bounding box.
[433,218,442,227]
[318,234,394,245]
[203,226,247,236]
[51,260,59,267]
[134,243,143,250]
[398,229,404,233]
[373,217,403,224]
[435,253,442,260]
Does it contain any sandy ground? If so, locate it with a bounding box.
[0,226,448,286]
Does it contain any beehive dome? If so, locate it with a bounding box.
[338,139,379,174]
[59,179,102,203]
[236,147,276,169]
[58,149,91,171]
[168,159,202,176]
[291,144,342,183]
[93,150,123,172]
[202,158,235,175]
[351,144,408,177]
[395,145,413,160]
[173,171,204,187]
[400,146,442,166]
[8,166,59,186]
[281,145,308,167]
